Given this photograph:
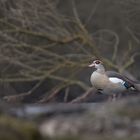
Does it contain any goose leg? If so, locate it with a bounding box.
[112,94,117,101]
[108,95,113,101]
[107,94,117,101]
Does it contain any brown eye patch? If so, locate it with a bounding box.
[95,60,101,64]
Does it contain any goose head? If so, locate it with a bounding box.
[89,60,105,73]
[89,60,103,69]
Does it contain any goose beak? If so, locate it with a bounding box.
[88,63,95,67]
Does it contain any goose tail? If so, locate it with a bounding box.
[134,83,140,92]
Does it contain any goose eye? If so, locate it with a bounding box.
[95,60,100,64]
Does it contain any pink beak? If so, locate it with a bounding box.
[88,63,95,67]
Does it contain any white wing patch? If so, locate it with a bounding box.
[109,77,125,84]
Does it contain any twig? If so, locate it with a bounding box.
[70,88,96,103]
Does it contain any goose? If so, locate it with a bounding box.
[89,60,140,99]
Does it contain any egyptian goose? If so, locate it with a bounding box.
[89,60,140,99]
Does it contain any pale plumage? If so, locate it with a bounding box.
[89,60,140,97]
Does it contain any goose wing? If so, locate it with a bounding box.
[106,71,137,88]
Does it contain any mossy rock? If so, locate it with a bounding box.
[0,115,41,140]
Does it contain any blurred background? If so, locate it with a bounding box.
[0,0,140,103]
